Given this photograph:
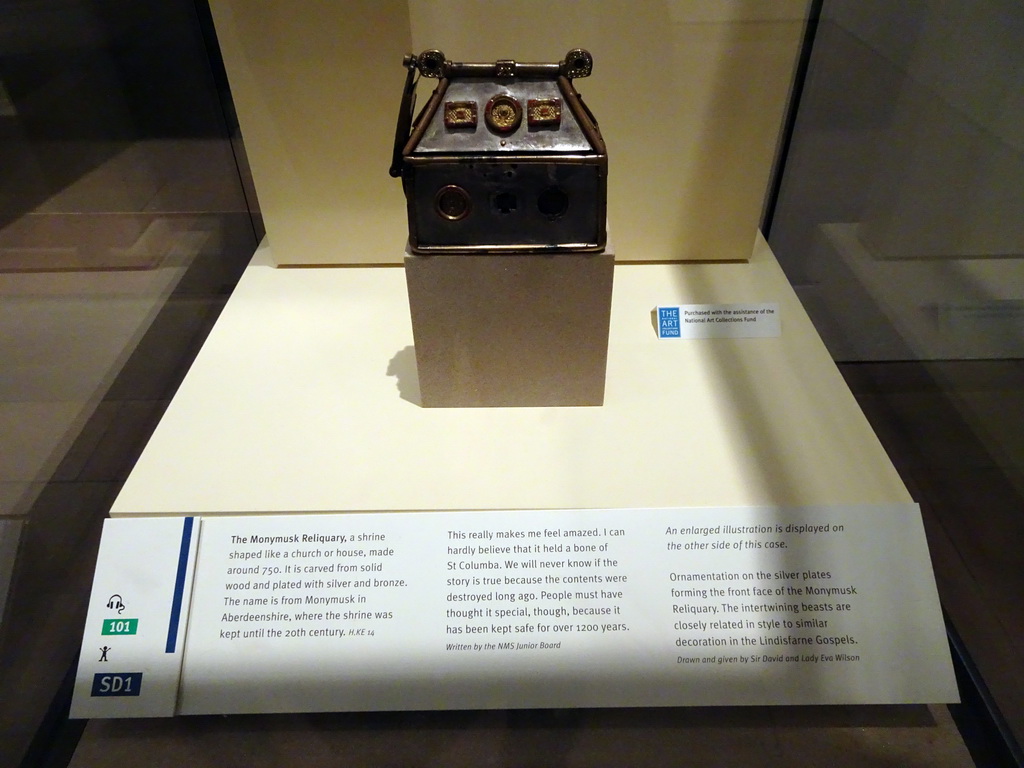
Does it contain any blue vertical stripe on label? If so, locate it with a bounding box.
[165,517,194,653]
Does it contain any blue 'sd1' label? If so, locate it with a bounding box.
[91,672,143,697]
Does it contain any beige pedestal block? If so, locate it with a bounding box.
[405,251,614,407]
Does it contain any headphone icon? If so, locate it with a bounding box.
[106,594,125,614]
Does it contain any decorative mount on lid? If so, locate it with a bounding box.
[393,47,593,84]
[389,49,607,254]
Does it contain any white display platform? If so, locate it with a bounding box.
[74,233,958,717]
[111,234,910,516]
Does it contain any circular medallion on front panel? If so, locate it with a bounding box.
[485,94,522,133]
[434,185,472,221]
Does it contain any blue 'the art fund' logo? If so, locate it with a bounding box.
[658,307,680,338]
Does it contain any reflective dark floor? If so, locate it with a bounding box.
[0,2,258,763]
[769,1,1024,759]
[840,360,1024,761]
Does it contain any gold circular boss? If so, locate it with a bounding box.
[485,94,522,133]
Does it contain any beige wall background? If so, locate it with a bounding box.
[210,1,807,265]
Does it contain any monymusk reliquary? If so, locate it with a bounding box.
[390,49,607,253]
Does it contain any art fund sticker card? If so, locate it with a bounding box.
[656,303,781,339]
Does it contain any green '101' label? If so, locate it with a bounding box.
[102,618,139,635]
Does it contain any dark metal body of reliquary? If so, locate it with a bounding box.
[390,49,607,254]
